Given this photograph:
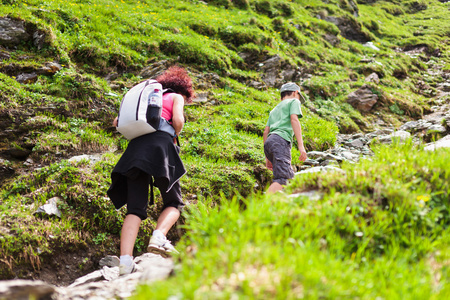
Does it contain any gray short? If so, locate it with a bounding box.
[264,134,294,185]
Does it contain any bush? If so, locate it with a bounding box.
[301,113,338,151]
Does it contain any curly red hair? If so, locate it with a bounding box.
[156,66,195,103]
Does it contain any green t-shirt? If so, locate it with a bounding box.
[266,98,303,143]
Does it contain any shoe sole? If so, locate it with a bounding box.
[147,245,171,258]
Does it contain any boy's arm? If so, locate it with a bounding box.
[263,126,270,143]
[263,126,273,170]
[290,114,307,162]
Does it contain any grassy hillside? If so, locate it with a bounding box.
[136,142,450,299]
[0,0,449,295]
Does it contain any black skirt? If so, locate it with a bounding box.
[107,131,186,210]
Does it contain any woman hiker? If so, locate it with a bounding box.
[107,66,195,275]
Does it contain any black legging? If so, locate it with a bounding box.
[126,171,183,220]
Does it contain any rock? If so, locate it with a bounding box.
[347,84,378,112]
[323,33,340,46]
[295,165,345,175]
[365,72,380,84]
[15,72,38,84]
[0,159,14,185]
[445,114,450,127]
[303,158,320,166]
[372,128,394,135]
[424,135,450,150]
[59,253,173,299]
[280,67,298,82]
[101,266,120,281]
[139,60,169,78]
[324,16,368,43]
[440,82,450,92]
[324,153,345,162]
[37,62,62,75]
[392,130,412,140]
[6,147,31,159]
[0,17,30,47]
[426,124,447,134]
[68,154,102,164]
[287,190,323,201]
[306,151,328,160]
[1,253,175,299]
[0,50,10,60]
[0,279,55,300]
[34,197,62,219]
[99,255,120,268]
[399,120,433,132]
[345,138,366,148]
[247,80,266,90]
[341,151,359,161]
[319,159,339,166]
[68,270,105,288]
[359,58,374,63]
[191,92,208,104]
[33,30,46,50]
[378,130,411,144]
[137,253,174,281]
[363,42,380,51]
[260,55,282,87]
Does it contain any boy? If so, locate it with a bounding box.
[263,82,307,193]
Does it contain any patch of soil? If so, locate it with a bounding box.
[10,245,119,287]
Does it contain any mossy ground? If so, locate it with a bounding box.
[0,0,449,295]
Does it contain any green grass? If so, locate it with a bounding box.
[1,0,450,291]
[133,142,450,299]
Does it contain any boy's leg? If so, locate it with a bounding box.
[267,182,283,193]
[264,134,294,192]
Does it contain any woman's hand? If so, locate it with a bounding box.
[113,117,118,127]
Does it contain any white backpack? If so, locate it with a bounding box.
[116,79,175,140]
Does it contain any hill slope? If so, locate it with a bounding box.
[0,0,449,296]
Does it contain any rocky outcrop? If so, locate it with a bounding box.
[0,61,62,84]
[237,52,301,88]
[323,16,370,43]
[365,72,380,84]
[0,17,30,47]
[346,84,379,112]
[0,17,48,49]
[0,253,174,300]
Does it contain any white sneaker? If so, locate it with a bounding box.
[147,234,179,257]
[119,261,137,275]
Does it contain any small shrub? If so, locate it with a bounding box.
[234,119,264,136]
[233,0,250,9]
[301,114,338,151]
[202,0,231,8]
[254,0,276,18]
